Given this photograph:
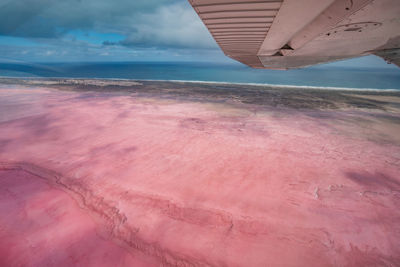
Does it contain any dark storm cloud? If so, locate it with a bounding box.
[0,0,58,37]
[0,0,216,49]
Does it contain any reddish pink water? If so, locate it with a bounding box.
[0,87,399,266]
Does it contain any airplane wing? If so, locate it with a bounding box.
[188,0,400,69]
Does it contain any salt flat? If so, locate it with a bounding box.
[0,79,399,266]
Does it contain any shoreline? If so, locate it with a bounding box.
[2,77,400,113]
[1,76,399,92]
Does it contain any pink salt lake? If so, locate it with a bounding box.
[0,84,399,266]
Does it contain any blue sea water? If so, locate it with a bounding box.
[0,61,399,90]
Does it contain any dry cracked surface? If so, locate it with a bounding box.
[0,79,399,266]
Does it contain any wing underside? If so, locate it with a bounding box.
[189,0,400,69]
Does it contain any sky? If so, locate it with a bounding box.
[0,0,396,68]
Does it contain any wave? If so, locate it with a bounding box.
[135,79,400,92]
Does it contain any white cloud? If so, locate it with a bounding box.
[121,2,217,49]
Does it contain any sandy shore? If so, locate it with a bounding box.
[0,78,399,266]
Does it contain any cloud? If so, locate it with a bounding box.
[0,0,58,37]
[119,2,217,49]
[0,36,228,63]
[0,0,217,49]
[102,41,118,46]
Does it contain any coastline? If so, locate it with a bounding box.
[2,77,400,114]
[1,76,399,92]
[140,79,400,92]
[1,60,399,90]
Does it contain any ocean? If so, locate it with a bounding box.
[0,61,400,90]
